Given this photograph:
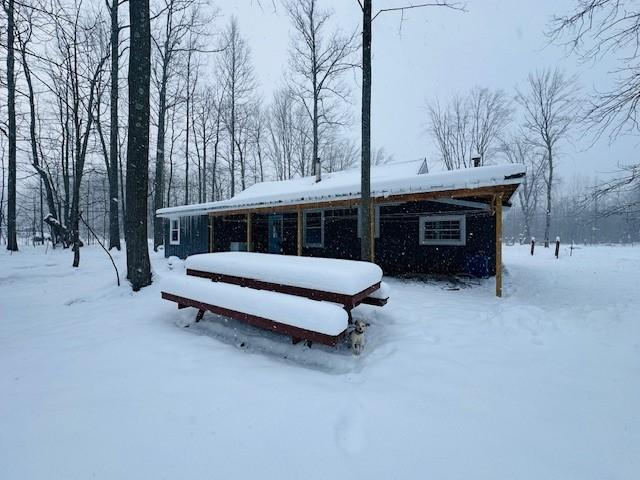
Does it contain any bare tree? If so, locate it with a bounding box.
[550,1,640,211]
[427,87,511,170]
[468,87,512,162]
[2,0,18,251]
[106,0,122,251]
[125,0,152,290]
[285,0,359,177]
[516,68,579,247]
[356,0,463,261]
[15,7,67,245]
[502,134,546,240]
[151,0,210,250]
[217,16,255,196]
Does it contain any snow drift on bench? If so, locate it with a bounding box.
[185,252,383,296]
[161,275,348,336]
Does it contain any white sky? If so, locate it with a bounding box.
[218,0,639,183]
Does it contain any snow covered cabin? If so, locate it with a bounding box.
[156,160,525,290]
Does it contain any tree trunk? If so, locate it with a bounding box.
[360,0,372,261]
[125,0,152,291]
[153,63,168,252]
[545,147,553,248]
[109,0,121,250]
[21,42,59,240]
[5,0,18,251]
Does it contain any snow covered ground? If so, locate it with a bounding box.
[1,244,638,479]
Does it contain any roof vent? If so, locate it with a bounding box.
[472,153,482,168]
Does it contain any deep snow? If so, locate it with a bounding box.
[1,244,638,479]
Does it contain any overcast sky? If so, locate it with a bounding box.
[218,0,638,183]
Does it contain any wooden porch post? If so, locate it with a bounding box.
[246,212,252,252]
[495,194,503,298]
[297,206,303,256]
[369,201,376,262]
[208,215,214,252]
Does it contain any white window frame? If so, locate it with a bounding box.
[419,215,466,246]
[357,205,380,238]
[169,218,181,245]
[303,209,324,248]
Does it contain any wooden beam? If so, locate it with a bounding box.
[246,213,252,252]
[369,201,375,262]
[495,194,503,298]
[208,216,214,252]
[206,184,518,217]
[297,206,303,256]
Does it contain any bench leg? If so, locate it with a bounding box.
[195,309,205,323]
[345,307,353,324]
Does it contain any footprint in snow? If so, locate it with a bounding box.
[335,405,366,455]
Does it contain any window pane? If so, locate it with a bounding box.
[306,227,321,245]
[423,218,462,242]
[306,212,322,228]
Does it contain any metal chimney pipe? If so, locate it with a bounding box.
[472,153,482,168]
[315,158,321,182]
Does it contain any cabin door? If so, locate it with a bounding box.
[268,214,284,254]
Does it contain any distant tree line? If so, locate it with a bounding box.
[1,0,639,290]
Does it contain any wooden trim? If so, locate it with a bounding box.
[246,212,252,252]
[369,200,376,262]
[296,206,302,256]
[162,291,344,346]
[495,194,503,298]
[186,268,381,310]
[206,184,518,217]
[208,216,214,253]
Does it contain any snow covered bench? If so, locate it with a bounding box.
[161,276,349,346]
[185,252,385,315]
[360,281,390,307]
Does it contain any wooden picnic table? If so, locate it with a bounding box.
[185,252,388,316]
[162,252,389,347]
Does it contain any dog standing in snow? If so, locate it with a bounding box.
[351,320,366,355]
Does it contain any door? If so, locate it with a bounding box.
[268,214,283,254]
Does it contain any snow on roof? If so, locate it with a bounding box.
[157,160,525,218]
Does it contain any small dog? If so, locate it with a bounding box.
[351,320,366,355]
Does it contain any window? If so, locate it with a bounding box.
[170,218,180,245]
[419,215,466,246]
[357,205,380,238]
[303,210,324,248]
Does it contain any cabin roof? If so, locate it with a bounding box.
[156,160,525,218]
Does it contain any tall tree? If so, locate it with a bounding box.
[217,16,255,197]
[427,87,511,170]
[356,0,461,261]
[3,0,18,251]
[551,1,640,212]
[285,0,358,178]
[16,8,64,245]
[516,68,578,247]
[107,0,121,251]
[151,0,206,250]
[502,134,546,240]
[125,0,152,290]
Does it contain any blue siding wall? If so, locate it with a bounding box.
[163,215,209,259]
[208,200,496,276]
